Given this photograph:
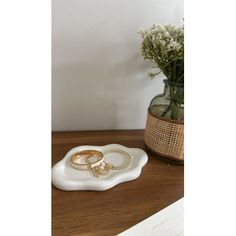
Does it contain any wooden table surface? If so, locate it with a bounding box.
[52,130,184,236]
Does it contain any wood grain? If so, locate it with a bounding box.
[52,130,184,236]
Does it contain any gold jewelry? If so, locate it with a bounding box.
[86,149,132,177]
[86,155,113,177]
[103,149,132,170]
[71,149,132,178]
[70,150,104,170]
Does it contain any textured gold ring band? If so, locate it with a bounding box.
[103,149,132,170]
[70,150,104,170]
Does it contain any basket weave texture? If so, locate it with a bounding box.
[144,111,184,161]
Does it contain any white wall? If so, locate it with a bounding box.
[52,0,184,131]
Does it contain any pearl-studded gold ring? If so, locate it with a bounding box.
[86,155,113,177]
[103,149,132,170]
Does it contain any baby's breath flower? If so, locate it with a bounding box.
[138,24,184,83]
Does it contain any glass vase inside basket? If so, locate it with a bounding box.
[149,80,184,121]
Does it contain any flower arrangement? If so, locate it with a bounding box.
[138,24,184,83]
[139,24,184,121]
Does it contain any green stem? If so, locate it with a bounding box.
[161,105,171,117]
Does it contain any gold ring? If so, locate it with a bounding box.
[86,155,113,177]
[70,150,104,170]
[71,149,132,178]
[103,149,132,170]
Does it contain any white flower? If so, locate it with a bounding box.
[170,41,181,51]
[138,23,184,80]
[160,40,166,47]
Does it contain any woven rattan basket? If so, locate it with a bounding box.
[144,109,184,161]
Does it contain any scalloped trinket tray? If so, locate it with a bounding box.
[52,144,148,191]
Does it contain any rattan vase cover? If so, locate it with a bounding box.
[145,80,184,161]
[144,110,184,161]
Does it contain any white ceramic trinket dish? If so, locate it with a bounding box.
[52,144,148,191]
